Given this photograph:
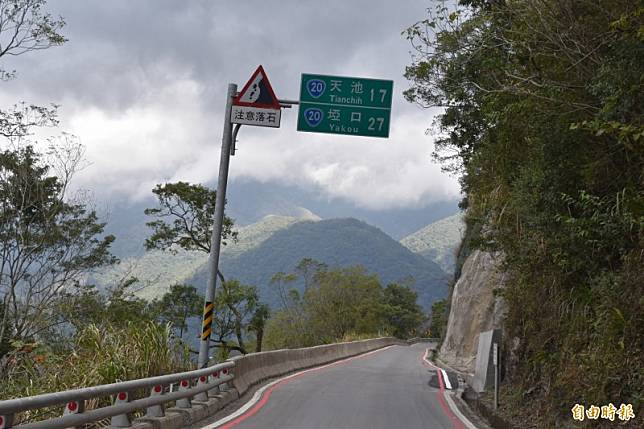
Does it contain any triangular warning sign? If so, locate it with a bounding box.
[233,65,281,109]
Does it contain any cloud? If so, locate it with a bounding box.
[229,110,460,210]
[0,0,460,210]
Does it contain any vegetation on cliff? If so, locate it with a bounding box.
[405,1,642,426]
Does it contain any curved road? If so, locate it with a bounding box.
[203,343,469,429]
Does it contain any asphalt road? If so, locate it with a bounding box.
[206,343,465,429]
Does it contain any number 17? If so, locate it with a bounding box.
[370,88,387,103]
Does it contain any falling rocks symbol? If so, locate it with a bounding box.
[240,73,275,106]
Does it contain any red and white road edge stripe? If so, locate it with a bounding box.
[422,349,479,429]
[204,346,395,429]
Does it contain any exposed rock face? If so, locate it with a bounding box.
[439,250,506,374]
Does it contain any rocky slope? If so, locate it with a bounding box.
[438,250,506,374]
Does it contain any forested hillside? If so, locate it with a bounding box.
[94,213,316,300]
[405,1,642,426]
[190,218,448,309]
[400,212,464,274]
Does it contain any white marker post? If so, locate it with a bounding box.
[493,342,499,410]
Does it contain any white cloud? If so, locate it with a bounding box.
[1,0,461,210]
[227,109,460,209]
[67,78,216,198]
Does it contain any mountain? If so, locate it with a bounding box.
[94,212,319,300]
[400,212,465,275]
[189,218,448,309]
[222,210,320,259]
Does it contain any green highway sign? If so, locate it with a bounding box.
[297,73,393,138]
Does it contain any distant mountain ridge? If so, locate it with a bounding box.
[189,217,448,309]
[95,212,452,310]
[400,212,465,275]
[94,212,318,300]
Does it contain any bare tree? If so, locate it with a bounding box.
[0,0,66,80]
[0,0,116,353]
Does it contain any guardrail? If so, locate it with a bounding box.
[0,361,235,429]
[0,337,402,429]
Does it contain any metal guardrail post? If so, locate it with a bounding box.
[194,376,209,402]
[145,385,164,418]
[62,400,83,429]
[0,339,394,428]
[208,371,221,397]
[219,368,230,391]
[493,342,499,411]
[0,361,234,429]
[110,392,130,427]
[175,380,192,409]
[0,413,13,429]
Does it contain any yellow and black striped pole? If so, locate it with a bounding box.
[201,301,214,341]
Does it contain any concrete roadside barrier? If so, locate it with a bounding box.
[228,337,400,396]
[0,339,404,429]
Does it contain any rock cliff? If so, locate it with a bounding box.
[438,250,506,374]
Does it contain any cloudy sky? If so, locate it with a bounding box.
[1,0,460,211]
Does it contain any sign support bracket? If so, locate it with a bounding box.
[231,123,242,156]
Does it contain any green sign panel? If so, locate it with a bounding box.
[297,73,393,138]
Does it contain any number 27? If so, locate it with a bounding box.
[368,117,385,131]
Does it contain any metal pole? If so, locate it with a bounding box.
[197,83,237,368]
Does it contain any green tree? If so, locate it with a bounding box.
[0,0,103,361]
[0,301,12,358]
[428,298,448,341]
[0,146,115,348]
[215,280,260,355]
[144,182,270,356]
[382,283,425,339]
[305,265,385,342]
[264,259,417,349]
[269,271,307,342]
[0,0,67,81]
[295,257,327,290]
[247,303,269,352]
[404,1,643,424]
[57,276,156,334]
[144,182,237,254]
[152,284,202,339]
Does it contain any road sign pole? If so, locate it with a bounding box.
[198,83,237,369]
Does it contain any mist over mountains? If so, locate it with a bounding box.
[100,179,460,259]
[94,178,461,309]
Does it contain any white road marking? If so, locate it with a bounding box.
[441,368,452,390]
[443,389,480,429]
[424,349,479,429]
